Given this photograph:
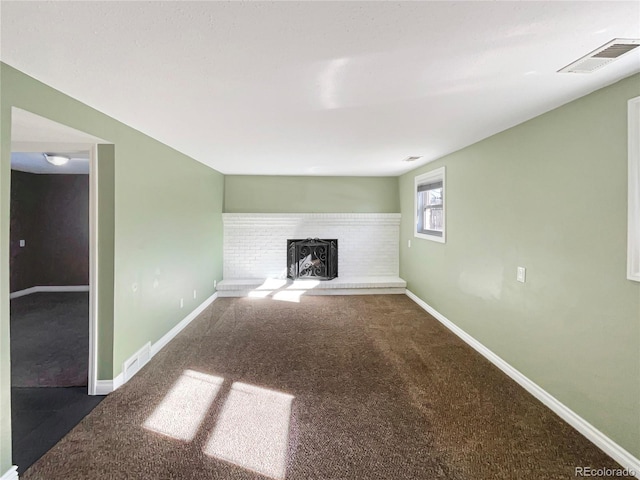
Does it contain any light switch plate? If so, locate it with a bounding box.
[517,267,526,283]
[19,240,25,247]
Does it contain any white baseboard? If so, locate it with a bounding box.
[94,379,114,395]
[405,290,640,478]
[150,292,218,357]
[93,373,123,394]
[9,285,89,299]
[1,466,18,480]
[123,342,151,383]
[97,292,218,394]
[113,372,124,391]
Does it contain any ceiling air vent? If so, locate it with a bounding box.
[558,38,640,73]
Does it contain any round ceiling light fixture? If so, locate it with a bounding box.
[43,153,70,166]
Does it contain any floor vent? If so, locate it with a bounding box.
[123,342,151,383]
[558,38,640,73]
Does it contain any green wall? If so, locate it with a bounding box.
[400,74,640,457]
[96,144,115,380]
[0,63,224,472]
[224,175,399,213]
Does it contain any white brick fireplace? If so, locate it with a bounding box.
[222,213,401,279]
[219,213,406,296]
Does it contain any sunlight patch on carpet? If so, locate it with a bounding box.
[204,382,294,480]
[143,369,223,441]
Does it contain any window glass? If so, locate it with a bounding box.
[415,168,445,243]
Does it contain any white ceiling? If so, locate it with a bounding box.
[11,107,106,150]
[1,1,639,176]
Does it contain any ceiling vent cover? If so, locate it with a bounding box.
[559,38,640,73]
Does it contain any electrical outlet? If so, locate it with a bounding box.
[19,239,25,247]
[180,298,184,308]
[408,240,411,248]
[193,290,197,299]
[214,280,217,289]
[517,267,526,283]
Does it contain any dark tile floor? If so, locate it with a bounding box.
[10,292,102,473]
[11,387,104,474]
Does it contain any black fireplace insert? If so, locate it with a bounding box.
[287,238,338,280]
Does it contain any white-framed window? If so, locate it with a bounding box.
[628,96,640,282]
[415,167,445,243]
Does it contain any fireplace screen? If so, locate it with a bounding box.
[287,238,338,280]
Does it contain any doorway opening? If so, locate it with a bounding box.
[8,108,107,473]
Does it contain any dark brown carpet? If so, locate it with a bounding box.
[22,295,623,479]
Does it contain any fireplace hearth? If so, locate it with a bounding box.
[287,238,338,280]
